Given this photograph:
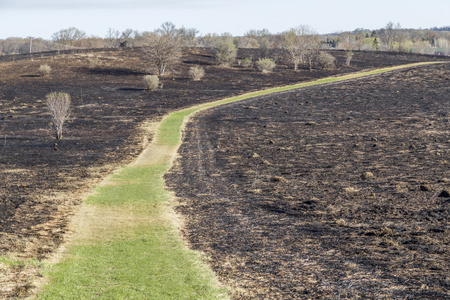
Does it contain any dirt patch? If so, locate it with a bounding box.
[166,63,450,299]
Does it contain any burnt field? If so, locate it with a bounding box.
[0,47,449,297]
[166,63,450,299]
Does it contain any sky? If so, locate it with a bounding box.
[0,0,449,39]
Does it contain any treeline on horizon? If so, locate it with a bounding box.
[1,22,449,56]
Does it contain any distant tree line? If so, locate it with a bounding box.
[1,22,449,58]
[324,23,450,54]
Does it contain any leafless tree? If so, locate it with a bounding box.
[46,92,71,140]
[119,28,136,47]
[345,51,354,66]
[52,27,86,47]
[380,22,396,51]
[245,28,273,57]
[142,22,183,76]
[179,26,199,47]
[105,28,120,48]
[283,25,320,71]
[304,35,321,70]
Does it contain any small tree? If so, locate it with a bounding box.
[46,92,71,140]
[255,58,276,73]
[52,27,86,48]
[38,64,51,77]
[143,22,183,76]
[345,51,354,66]
[283,25,320,71]
[188,65,205,81]
[317,52,336,69]
[214,35,237,67]
[143,75,159,90]
[380,22,396,51]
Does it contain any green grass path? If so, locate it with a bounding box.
[37,62,445,299]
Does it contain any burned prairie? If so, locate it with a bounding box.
[166,63,450,299]
[0,47,449,297]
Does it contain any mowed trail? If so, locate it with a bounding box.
[37,62,446,299]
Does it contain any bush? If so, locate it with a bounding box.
[255,58,276,73]
[46,92,71,140]
[239,57,253,68]
[188,65,205,81]
[39,64,51,77]
[317,52,336,69]
[214,38,237,67]
[143,75,159,90]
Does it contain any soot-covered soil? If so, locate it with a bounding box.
[166,63,450,299]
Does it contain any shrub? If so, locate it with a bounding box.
[143,75,159,90]
[239,57,253,68]
[317,52,336,69]
[39,64,51,77]
[46,92,71,140]
[255,58,276,73]
[214,38,237,67]
[188,65,205,81]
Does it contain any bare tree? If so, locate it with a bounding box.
[178,26,199,47]
[380,22,396,51]
[52,27,86,47]
[105,28,120,48]
[283,25,320,71]
[120,28,135,47]
[304,35,321,70]
[46,92,71,140]
[142,22,183,76]
[345,51,354,66]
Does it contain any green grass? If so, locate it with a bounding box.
[37,62,446,299]
[40,231,223,299]
[39,161,227,299]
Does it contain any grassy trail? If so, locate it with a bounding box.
[37,62,445,299]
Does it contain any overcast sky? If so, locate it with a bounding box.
[0,0,449,39]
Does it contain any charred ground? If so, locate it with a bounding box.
[0,48,448,297]
[166,63,450,299]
